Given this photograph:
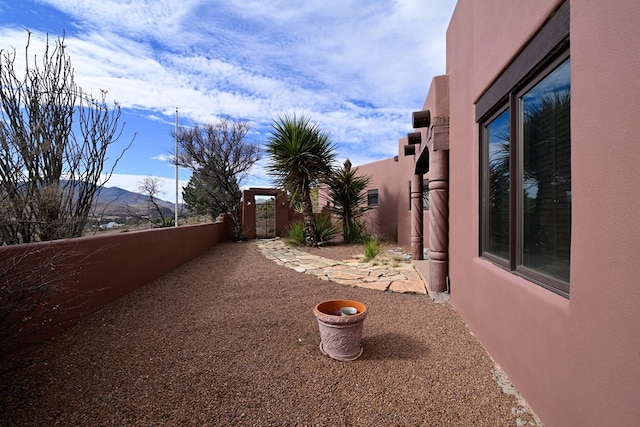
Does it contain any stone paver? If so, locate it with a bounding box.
[359,281,392,291]
[257,238,427,295]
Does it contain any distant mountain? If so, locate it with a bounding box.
[92,186,179,219]
[97,186,148,205]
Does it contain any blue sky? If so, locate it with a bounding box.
[0,0,457,203]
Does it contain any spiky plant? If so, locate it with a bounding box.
[326,159,372,243]
[266,114,336,246]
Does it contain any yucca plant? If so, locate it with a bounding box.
[266,114,336,247]
[313,214,340,244]
[326,159,372,244]
[287,215,339,246]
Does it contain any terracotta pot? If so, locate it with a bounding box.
[313,299,367,361]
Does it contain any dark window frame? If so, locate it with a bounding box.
[480,106,511,271]
[514,54,571,291]
[478,0,570,298]
[367,189,379,207]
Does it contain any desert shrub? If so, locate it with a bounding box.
[155,218,175,228]
[326,159,372,244]
[346,222,368,243]
[362,235,383,261]
[286,221,306,246]
[0,244,91,356]
[286,215,339,246]
[313,214,340,244]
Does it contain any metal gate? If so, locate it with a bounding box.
[255,196,276,238]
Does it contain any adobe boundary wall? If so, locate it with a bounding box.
[1,218,233,349]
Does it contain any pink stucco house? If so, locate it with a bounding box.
[355,1,640,425]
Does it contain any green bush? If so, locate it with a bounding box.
[342,221,362,243]
[155,218,175,228]
[326,159,372,244]
[286,221,306,246]
[362,236,383,261]
[313,214,340,244]
[286,215,340,246]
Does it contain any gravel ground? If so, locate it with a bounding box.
[0,241,539,426]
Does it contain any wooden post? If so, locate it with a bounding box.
[428,126,449,293]
[410,174,424,260]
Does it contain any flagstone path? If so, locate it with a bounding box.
[257,238,427,294]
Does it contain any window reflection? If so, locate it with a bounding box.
[486,109,510,259]
[520,59,571,282]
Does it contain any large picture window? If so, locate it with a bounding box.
[520,59,571,284]
[478,1,570,297]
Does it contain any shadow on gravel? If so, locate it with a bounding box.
[360,332,429,361]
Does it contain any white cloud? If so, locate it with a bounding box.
[104,173,190,205]
[103,169,272,204]
[39,0,199,39]
[152,154,172,162]
[2,0,457,169]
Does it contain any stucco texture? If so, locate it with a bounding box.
[445,1,640,426]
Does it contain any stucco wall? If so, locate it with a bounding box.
[1,220,233,349]
[446,1,640,426]
[357,155,429,247]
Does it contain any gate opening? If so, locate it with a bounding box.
[255,196,276,238]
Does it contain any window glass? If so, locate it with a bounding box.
[520,58,571,281]
[486,109,510,259]
[367,189,378,207]
[422,180,430,210]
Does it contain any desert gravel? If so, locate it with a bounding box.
[0,240,539,426]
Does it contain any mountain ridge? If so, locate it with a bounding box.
[92,185,179,220]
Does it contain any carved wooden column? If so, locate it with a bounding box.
[410,78,449,296]
[410,174,424,260]
[428,117,450,293]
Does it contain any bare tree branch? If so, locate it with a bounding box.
[173,119,260,240]
[0,32,134,245]
[136,176,173,227]
[0,243,106,357]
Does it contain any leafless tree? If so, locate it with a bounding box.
[0,31,133,245]
[173,119,261,240]
[137,176,174,227]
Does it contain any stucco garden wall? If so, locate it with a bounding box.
[1,219,234,350]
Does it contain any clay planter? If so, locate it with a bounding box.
[313,299,367,361]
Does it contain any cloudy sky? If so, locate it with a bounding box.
[0,0,457,203]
